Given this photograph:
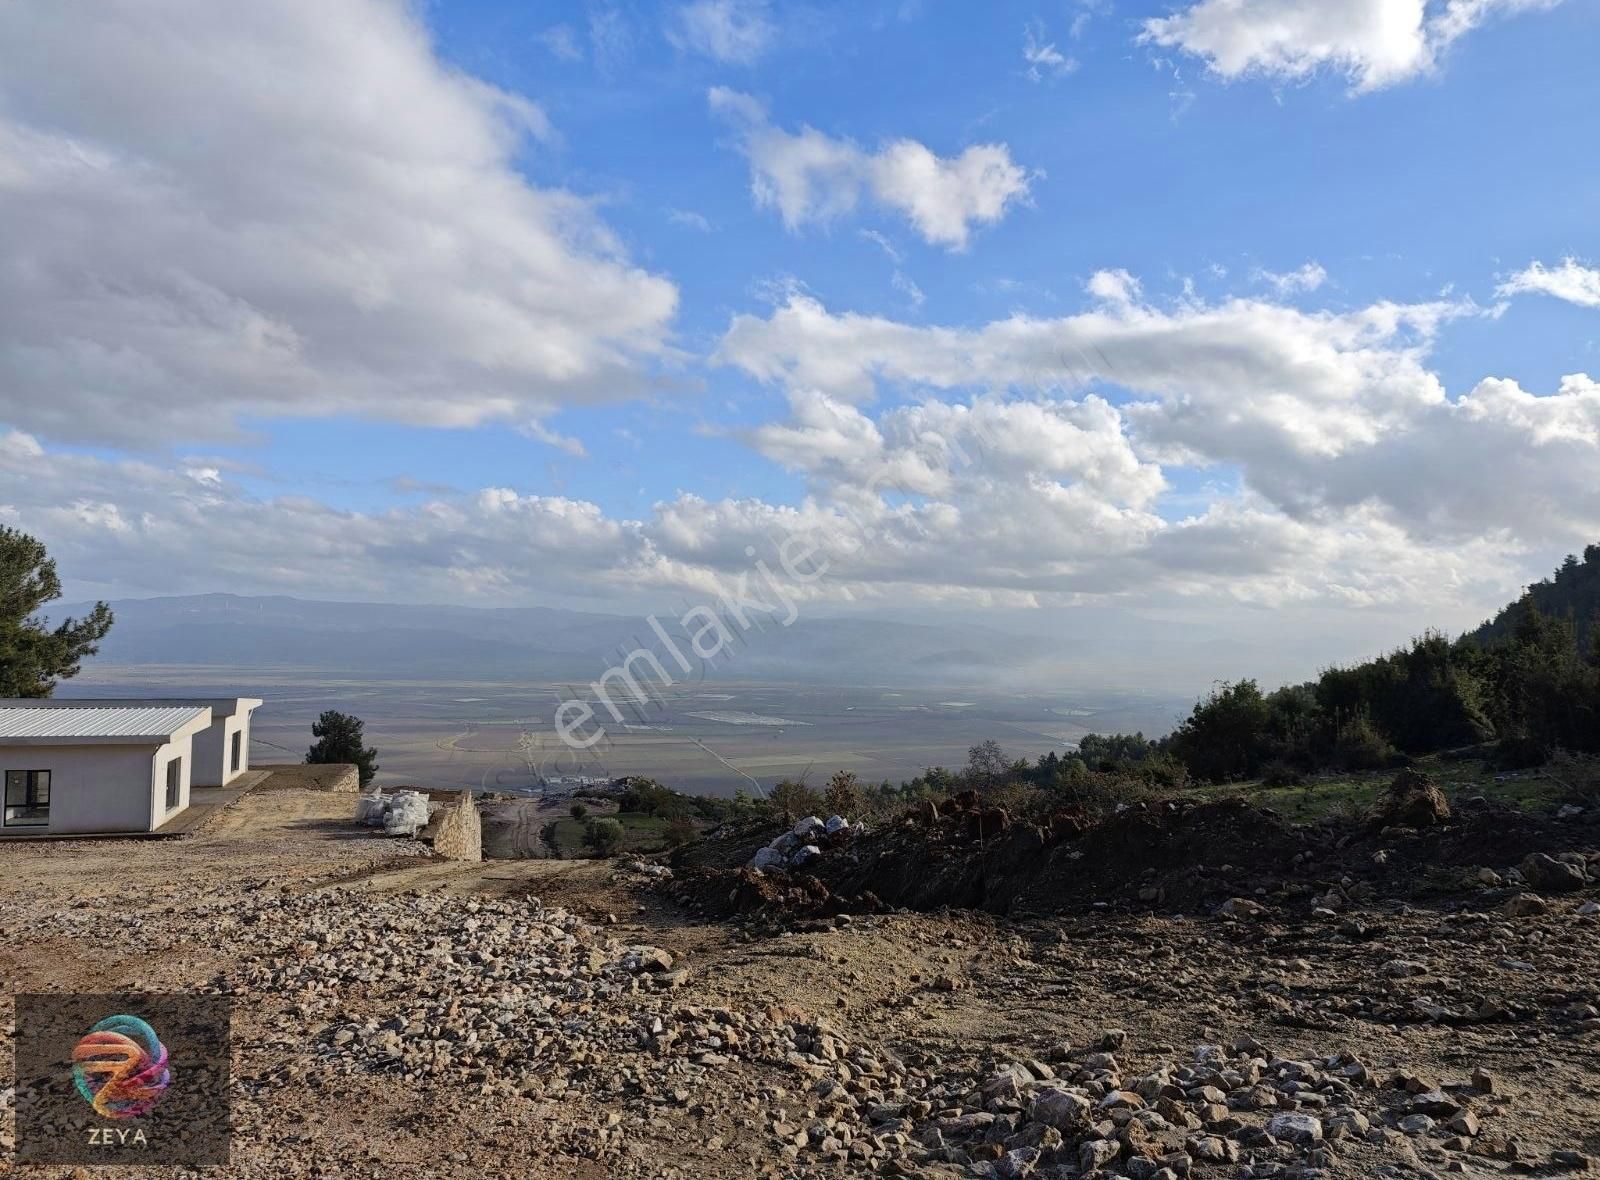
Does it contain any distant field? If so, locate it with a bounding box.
[66,667,1188,798]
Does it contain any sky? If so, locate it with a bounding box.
[1,0,1598,688]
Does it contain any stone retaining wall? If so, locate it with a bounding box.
[425,790,482,862]
[255,763,361,793]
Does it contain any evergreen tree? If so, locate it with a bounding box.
[306,710,379,786]
[0,526,114,698]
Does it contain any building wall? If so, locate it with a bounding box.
[152,735,193,824]
[191,719,224,787]
[0,743,164,835]
[191,712,252,787]
[231,711,252,783]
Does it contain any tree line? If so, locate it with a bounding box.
[1098,547,1600,784]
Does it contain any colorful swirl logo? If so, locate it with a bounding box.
[72,1015,171,1120]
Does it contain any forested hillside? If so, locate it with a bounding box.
[1074,548,1600,786]
[1472,544,1600,653]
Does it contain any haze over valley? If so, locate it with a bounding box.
[61,593,1186,793]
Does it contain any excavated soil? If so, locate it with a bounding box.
[668,790,1597,923]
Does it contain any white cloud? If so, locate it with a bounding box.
[710,276,1600,584]
[1496,257,1600,308]
[1023,24,1079,81]
[1140,0,1563,93]
[540,24,584,61]
[668,208,714,232]
[521,420,589,458]
[717,276,1469,467]
[891,271,926,309]
[708,88,1033,250]
[1254,261,1328,295]
[8,336,1597,623]
[0,0,679,448]
[668,0,775,64]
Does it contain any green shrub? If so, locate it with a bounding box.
[1260,760,1304,788]
[663,816,698,847]
[769,779,823,823]
[1330,715,1399,771]
[583,817,624,857]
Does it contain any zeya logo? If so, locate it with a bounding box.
[71,1015,171,1120]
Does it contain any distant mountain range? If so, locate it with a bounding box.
[58,593,1076,686]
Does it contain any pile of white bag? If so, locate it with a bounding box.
[355,788,434,837]
[748,814,861,872]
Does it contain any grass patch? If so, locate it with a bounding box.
[1187,755,1569,822]
[548,811,671,857]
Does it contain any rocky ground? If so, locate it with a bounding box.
[2,777,1598,1179]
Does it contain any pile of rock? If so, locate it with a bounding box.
[749,814,861,873]
[756,1028,1573,1179]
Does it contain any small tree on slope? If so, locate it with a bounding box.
[306,709,380,787]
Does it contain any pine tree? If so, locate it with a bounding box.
[0,526,113,698]
[306,710,379,786]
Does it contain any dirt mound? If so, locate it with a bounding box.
[668,798,1316,920]
[1370,768,1451,828]
[666,787,1599,923]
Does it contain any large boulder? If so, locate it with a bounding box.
[1032,1086,1093,1130]
[1519,852,1588,893]
[792,815,826,842]
[750,846,785,871]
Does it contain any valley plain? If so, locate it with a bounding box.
[65,666,1186,796]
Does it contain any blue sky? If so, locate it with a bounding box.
[1,0,1598,684]
[227,0,1599,519]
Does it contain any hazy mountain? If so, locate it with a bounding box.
[59,593,1074,686]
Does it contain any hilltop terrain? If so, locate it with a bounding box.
[3,763,1599,1179]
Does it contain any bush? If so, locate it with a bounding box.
[616,777,687,818]
[583,817,624,857]
[1260,759,1304,788]
[569,801,589,820]
[1167,680,1273,782]
[823,770,862,817]
[769,779,823,823]
[1493,734,1550,770]
[1052,770,1155,820]
[663,816,698,847]
[1330,715,1400,771]
[1544,751,1600,805]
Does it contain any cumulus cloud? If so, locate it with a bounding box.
[668,0,775,64]
[0,0,678,448]
[1496,257,1600,308]
[7,334,1593,621]
[713,276,1600,578]
[716,275,1469,467]
[708,88,1033,249]
[1140,0,1563,93]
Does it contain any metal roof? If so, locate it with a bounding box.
[0,705,210,742]
[0,696,262,714]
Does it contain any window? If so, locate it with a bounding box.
[4,770,50,827]
[165,758,182,810]
[230,730,242,773]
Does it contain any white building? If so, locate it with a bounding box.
[0,697,263,836]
